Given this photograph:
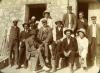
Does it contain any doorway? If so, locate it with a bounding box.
[77,2,88,20]
[25,4,46,22]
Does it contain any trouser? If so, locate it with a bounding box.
[90,37,96,65]
[29,50,45,71]
[79,57,87,68]
[18,47,26,67]
[9,39,19,65]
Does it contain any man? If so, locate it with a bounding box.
[77,12,88,34]
[38,10,53,29]
[25,30,49,73]
[62,6,77,32]
[37,18,53,64]
[8,19,20,66]
[50,20,64,72]
[76,28,89,71]
[62,28,78,73]
[29,16,38,30]
[16,23,30,69]
[88,16,100,72]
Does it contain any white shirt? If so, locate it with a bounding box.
[92,24,96,37]
[77,36,89,58]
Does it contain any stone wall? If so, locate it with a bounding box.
[0,0,77,54]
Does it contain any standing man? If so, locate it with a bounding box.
[38,10,53,29]
[38,18,53,64]
[88,16,100,72]
[8,19,20,66]
[62,6,77,32]
[50,20,64,72]
[16,23,30,69]
[62,28,78,73]
[77,12,88,34]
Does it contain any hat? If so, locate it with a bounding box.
[22,23,29,27]
[13,19,19,23]
[55,21,63,25]
[91,16,96,20]
[31,16,36,20]
[41,18,47,23]
[67,6,72,10]
[43,10,50,16]
[30,30,37,35]
[64,27,73,35]
[77,28,86,35]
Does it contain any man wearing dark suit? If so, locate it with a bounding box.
[62,6,77,32]
[16,23,30,69]
[62,28,78,73]
[88,16,100,69]
[25,30,49,73]
[9,19,20,66]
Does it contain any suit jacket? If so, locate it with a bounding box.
[37,26,53,44]
[62,13,77,31]
[88,24,100,45]
[19,30,30,48]
[62,37,78,55]
[25,36,42,60]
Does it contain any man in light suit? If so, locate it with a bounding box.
[88,16,100,71]
[62,6,77,32]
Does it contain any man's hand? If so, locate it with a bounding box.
[63,50,71,57]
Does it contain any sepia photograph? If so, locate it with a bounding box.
[0,0,100,73]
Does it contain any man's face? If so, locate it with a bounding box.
[24,25,28,30]
[44,13,49,18]
[79,32,84,38]
[57,23,62,27]
[79,13,84,19]
[65,31,71,38]
[13,22,18,26]
[92,20,96,24]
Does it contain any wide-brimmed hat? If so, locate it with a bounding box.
[41,18,47,23]
[13,19,19,23]
[67,6,72,10]
[77,28,86,35]
[91,16,96,20]
[64,27,73,35]
[22,23,29,27]
[55,21,63,25]
[43,10,50,16]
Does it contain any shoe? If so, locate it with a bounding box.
[50,68,56,73]
[16,66,21,69]
[83,67,87,71]
[33,71,37,73]
[70,68,74,73]
[42,66,50,71]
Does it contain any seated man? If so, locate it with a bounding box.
[25,30,49,73]
[37,18,53,64]
[76,28,89,71]
[62,28,78,73]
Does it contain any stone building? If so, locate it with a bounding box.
[0,0,100,56]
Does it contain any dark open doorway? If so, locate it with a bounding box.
[77,2,88,20]
[25,4,46,22]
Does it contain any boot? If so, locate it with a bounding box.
[57,58,62,69]
[50,60,56,72]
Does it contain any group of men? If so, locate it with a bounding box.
[8,5,100,73]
